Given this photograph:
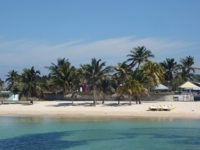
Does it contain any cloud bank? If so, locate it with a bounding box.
[0,36,198,80]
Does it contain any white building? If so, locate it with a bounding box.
[0,91,19,101]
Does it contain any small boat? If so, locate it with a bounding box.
[168,105,176,110]
[149,105,157,111]
[162,105,171,111]
[156,105,163,111]
[149,105,176,111]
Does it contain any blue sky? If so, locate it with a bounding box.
[0,0,200,80]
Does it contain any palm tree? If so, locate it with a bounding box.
[140,61,164,86]
[112,62,131,86]
[175,67,194,83]
[112,62,130,103]
[160,58,180,82]
[0,79,4,91]
[118,78,149,105]
[46,58,76,95]
[20,66,41,98]
[80,58,111,104]
[96,76,117,104]
[171,56,197,90]
[180,56,195,73]
[126,46,155,69]
[5,70,20,93]
[40,74,69,100]
[117,61,162,104]
[39,74,61,98]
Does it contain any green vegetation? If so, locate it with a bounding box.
[45,58,76,94]
[126,46,155,69]
[2,46,199,104]
[80,58,112,104]
[0,78,4,91]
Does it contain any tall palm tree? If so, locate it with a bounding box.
[180,56,195,73]
[46,58,76,95]
[112,62,131,104]
[126,46,155,69]
[175,67,194,83]
[80,58,111,104]
[21,66,41,98]
[160,58,180,82]
[5,70,20,93]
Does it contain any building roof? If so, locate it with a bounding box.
[154,84,169,90]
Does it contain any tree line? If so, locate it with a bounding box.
[1,46,200,104]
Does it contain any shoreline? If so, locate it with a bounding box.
[0,101,200,119]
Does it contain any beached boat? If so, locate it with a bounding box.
[149,105,176,111]
[148,105,157,111]
[162,105,171,111]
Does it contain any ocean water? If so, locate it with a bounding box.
[0,116,200,150]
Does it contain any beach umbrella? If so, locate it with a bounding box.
[179,81,198,88]
[179,81,199,97]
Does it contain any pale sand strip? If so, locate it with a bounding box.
[0,101,200,119]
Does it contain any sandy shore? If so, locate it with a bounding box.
[0,101,200,119]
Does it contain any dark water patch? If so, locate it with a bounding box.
[0,131,88,150]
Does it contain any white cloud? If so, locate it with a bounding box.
[0,36,198,80]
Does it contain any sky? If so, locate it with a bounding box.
[0,0,200,81]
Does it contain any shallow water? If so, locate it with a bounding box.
[0,116,200,150]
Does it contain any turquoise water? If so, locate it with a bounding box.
[0,116,200,150]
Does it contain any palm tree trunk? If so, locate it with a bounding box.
[63,84,67,95]
[137,63,140,69]
[102,94,105,104]
[71,91,75,104]
[129,95,132,105]
[93,85,96,104]
[138,95,141,104]
[118,96,120,105]
[93,90,96,104]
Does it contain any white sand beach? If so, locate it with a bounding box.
[0,101,200,119]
